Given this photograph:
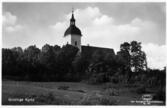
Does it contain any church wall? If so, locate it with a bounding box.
[71,35,81,52]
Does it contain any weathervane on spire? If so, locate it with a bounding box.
[70,6,75,25]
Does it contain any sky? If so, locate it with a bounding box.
[2,2,166,69]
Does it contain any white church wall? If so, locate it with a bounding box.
[71,35,81,52]
[63,34,81,52]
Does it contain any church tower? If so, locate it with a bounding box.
[64,9,82,52]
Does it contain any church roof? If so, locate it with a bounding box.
[64,25,82,36]
[82,45,115,56]
[81,45,115,60]
[64,10,82,37]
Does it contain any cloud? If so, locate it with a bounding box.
[5,25,23,32]
[50,6,164,69]
[3,12,23,32]
[142,43,166,70]
[3,12,17,26]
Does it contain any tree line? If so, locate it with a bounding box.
[2,41,166,87]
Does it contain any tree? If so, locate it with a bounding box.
[12,47,23,54]
[118,41,147,72]
[39,44,59,81]
[11,47,26,78]
[117,42,132,81]
[24,45,40,62]
[72,54,88,81]
[86,50,116,83]
[130,41,147,72]
[116,41,148,84]
[40,44,55,68]
[2,47,26,79]
[57,44,79,81]
[24,45,41,80]
[117,42,131,71]
[2,49,16,76]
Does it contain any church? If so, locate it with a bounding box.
[64,10,115,57]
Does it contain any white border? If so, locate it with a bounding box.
[0,0,166,108]
[1,0,167,2]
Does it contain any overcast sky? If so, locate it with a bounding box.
[2,2,166,69]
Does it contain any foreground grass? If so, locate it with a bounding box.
[2,80,165,105]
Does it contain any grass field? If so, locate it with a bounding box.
[2,80,165,105]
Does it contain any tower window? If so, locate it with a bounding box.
[75,41,77,46]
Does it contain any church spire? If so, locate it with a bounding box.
[64,7,82,37]
[70,7,75,26]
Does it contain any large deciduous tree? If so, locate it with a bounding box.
[117,41,147,73]
[130,41,147,72]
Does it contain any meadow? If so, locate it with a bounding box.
[2,80,165,105]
